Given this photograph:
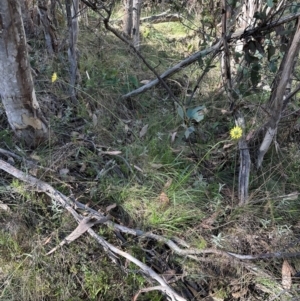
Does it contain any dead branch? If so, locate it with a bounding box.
[2,157,300,262]
[140,13,182,24]
[122,39,223,99]
[257,17,300,168]
[122,11,300,99]
[1,157,300,300]
[103,18,181,106]
[113,10,182,25]
[0,158,186,301]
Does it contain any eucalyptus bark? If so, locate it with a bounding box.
[132,0,141,50]
[123,0,133,36]
[0,0,48,147]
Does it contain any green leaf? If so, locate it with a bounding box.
[186,106,205,122]
[268,60,277,73]
[267,45,276,61]
[207,65,216,70]
[128,75,139,88]
[250,63,261,86]
[267,0,273,7]
[185,126,195,139]
[243,68,248,76]
[177,105,185,120]
[197,56,204,67]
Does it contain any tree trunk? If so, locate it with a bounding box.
[123,0,133,36]
[257,18,300,168]
[50,0,58,27]
[38,0,58,54]
[20,0,36,37]
[66,0,80,104]
[0,0,48,147]
[132,0,141,50]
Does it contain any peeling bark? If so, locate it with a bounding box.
[0,0,48,147]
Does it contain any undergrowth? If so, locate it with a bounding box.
[1,3,300,301]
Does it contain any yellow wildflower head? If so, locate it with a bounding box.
[51,72,57,83]
[230,126,243,140]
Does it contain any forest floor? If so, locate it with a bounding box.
[1,5,300,301]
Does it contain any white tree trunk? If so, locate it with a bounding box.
[132,0,141,50]
[123,0,133,36]
[0,0,48,147]
[257,18,300,168]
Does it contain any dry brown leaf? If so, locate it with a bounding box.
[282,260,292,289]
[158,192,169,207]
[163,269,176,282]
[47,216,108,255]
[92,113,98,127]
[43,236,52,245]
[59,168,69,177]
[139,124,148,138]
[186,283,200,298]
[163,178,173,190]
[71,131,80,137]
[100,150,122,155]
[150,163,163,169]
[106,203,117,212]
[223,143,234,149]
[171,131,177,143]
[133,165,144,172]
[7,157,15,165]
[231,287,248,299]
[140,79,151,85]
[29,168,38,176]
[79,163,86,172]
[199,210,221,229]
[0,203,10,211]
[30,154,41,161]
[246,130,255,141]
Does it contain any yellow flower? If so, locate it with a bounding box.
[230,126,243,140]
[51,72,57,83]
